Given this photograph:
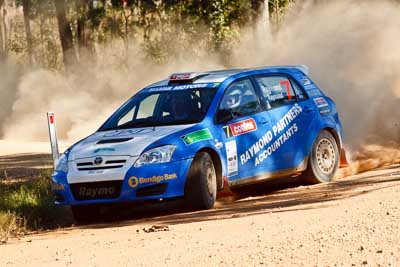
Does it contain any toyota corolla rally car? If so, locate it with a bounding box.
[52,65,348,222]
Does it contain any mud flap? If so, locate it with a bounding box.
[340,148,349,168]
[216,176,234,198]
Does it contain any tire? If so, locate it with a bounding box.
[185,152,217,210]
[71,205,101,224]
[303,130,339,184]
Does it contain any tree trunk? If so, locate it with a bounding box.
[121,8,130,51]
[53,0,77,69]
[0,0,8,62]
[0,0,3,62]
[75,0,95,59]
[75,0,85,51]
[22,0,35,66]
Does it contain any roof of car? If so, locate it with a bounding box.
[145,65,309,88]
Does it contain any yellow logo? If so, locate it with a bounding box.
[128,176,139,188]
[128,173,177,188]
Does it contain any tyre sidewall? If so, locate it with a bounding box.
[309,131,340,183]
[199,153,217,208]
[185,152,217,210]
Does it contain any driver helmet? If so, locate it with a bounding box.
[223,88,242,109]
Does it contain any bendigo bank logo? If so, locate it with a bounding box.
[128,173,177,188]
[224,118,257,138]
[128,176,139,188]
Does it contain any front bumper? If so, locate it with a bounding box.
[52,158,193,205]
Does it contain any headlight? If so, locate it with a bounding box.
[55,153,68,173]
[134,145,176,167]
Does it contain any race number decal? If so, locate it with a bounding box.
[225,140,238,176]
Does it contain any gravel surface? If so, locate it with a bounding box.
[1,165,399,266]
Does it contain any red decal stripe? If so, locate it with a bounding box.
[280,80,292,100]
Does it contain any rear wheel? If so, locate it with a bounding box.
[185,152,217,210]
[303,131,339,184]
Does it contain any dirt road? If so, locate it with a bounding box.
[1,164,399,266]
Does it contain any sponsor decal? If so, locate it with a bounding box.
[94,148,116,154]
[170,73,191,80]
[301,77,312,86]
[313,97,331,114]
[225,140,238,176]
[313,97,328,108]
[79,186,115,198]
[52,183,65,191]
[181,129,213,145]
[103,128,154,138]
[223,118,257,138]
[128,176,139,188]
[240,104,303,167]
[254,124,298,167]
[145,83,217,93]
[128,173,177,188]
[306,88,321,96]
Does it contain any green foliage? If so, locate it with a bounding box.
[0,170,72,242]
[5,0,295,67]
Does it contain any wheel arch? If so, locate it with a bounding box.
[323,127,341,149]
[192,147,223,191]
[304,126,342,167]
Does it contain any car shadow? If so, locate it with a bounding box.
[79,166,400,230]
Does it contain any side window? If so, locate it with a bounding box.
[136,94,159,119]
[218,79,261,121]
[118,106,136,126]
[292,81,308,101]
[255,76,296,108]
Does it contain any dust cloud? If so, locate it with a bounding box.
[236,0,400,148]
[1,0,399,174]
[0,48,223,141]
[235,0,400,174]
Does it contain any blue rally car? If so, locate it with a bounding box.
[52,65,348,222]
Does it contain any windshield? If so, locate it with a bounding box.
[99,88,217,131]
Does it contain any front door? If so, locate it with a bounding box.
[215,79,273,182]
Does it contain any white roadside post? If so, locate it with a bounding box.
[47,112,60,169]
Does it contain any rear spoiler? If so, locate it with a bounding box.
[258,65,310,75]
[294,65,309,75]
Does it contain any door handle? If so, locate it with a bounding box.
[303,106,313,113]
[259,117,270,124]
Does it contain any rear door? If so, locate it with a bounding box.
[253,74,316,171]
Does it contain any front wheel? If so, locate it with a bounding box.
[303,130,339,184]
[185,152,217,210]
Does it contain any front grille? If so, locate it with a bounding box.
[70,181,123,201]
[136,183,168,197]
[76,159,127,171]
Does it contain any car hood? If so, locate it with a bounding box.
[68,125,194,161]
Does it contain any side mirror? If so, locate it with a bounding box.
[216,109,234,124]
